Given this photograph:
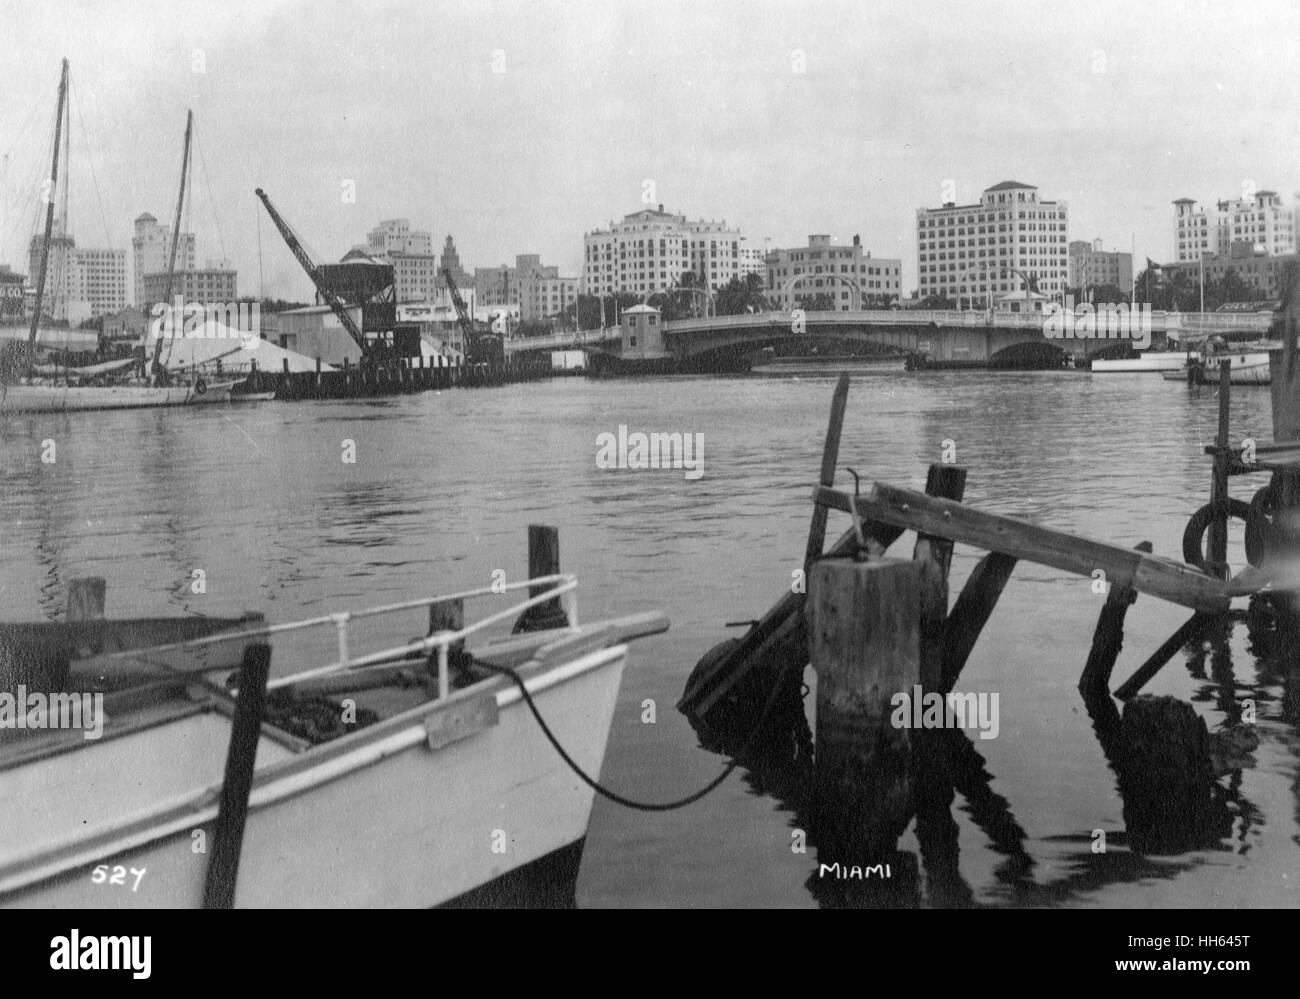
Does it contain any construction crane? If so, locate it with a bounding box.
[442,267,501,365]
[255,188,373,361]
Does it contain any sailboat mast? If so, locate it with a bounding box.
[27,58,69,351]
[153,110,192,368]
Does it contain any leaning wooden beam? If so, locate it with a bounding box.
[803,372,850,569]
[1078,541,1151,693]
[940,551,1018,693]
[913,465,967,691]
[813,483,1231,614]
[1113,612,1215,701]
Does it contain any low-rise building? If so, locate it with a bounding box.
[1163,244,1297,300]
[1068,239,1133,295]
[141,266,237,310]
[0,265,26,321]
[765,235,901,309]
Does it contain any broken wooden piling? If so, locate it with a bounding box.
[807,556,920,862]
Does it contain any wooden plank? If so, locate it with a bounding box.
[940,551,1017,693]
[813,483,1230,613]
[1113,613,1215,700]
[803,372,850,569]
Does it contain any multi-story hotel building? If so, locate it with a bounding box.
[1173,190,1295,262]
[916,180,1069,304]
[1067,239,1133,295]
[582,206,756,297]
[140,263,237,309]
[132,213,196,307]
[28,222,128,320]
[765,235,901,309]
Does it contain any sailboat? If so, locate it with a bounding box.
[0,60,238,414]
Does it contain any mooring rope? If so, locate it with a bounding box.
[476,654,798,812]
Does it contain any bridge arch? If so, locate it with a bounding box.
[780,272,862,311]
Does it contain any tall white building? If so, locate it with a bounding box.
[916,180,1069,304]
[367,219,433,257]
[132,213,196,307]
[583,206,753,297]
[765,235,901,309]
[347,220,442,303]
[1173,190,1295,262]
[28,221,127,320]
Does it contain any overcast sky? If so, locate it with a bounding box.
[2,0,1297,301]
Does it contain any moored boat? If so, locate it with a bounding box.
[0,574,665,907]
[1090,351,1200,373]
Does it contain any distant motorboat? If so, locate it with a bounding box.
[1090,351,1200,373]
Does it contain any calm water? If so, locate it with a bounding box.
[2,370,1297,908]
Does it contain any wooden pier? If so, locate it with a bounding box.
[683,269,1300,869]
[239,354,555,401]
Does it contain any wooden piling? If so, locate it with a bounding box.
[1208,360,1231,576]
[67,577,106,622]
[939,551,1017,693]
[1269,260,1300,441]
[807,557,920,861]
[1078,541,1151,693]
[203,641,271,909]
[512,525,569,633]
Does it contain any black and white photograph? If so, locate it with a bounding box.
[0,0,1292,956]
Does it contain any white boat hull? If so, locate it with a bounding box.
[0,643,626,908]
[0,379,236,413]
[1220,353,1271,384]
[1091,353,1198,373]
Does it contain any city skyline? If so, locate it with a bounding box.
[1,0,1297,304]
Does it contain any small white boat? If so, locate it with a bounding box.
[1215,351,1271,385]
[0,376,239,413]
[1090,351,1200,373]
[0,575,664,907]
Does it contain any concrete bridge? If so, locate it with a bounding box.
[505,308,1276,368]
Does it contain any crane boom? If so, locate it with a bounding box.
[255,188,369,355]
[442,268,476,360]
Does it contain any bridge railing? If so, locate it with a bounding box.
[662,308,1277,336]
